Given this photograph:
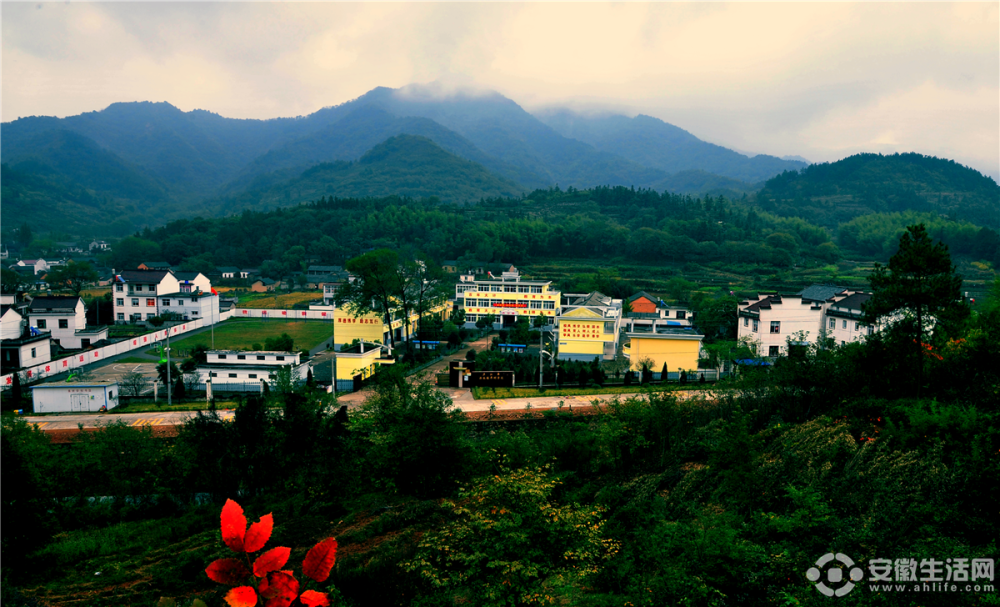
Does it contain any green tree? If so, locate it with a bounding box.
[1,268,30,294]
[337,249,404,348]
[45,260,99,296]
[16,222,32,247]
[863,224,968,397]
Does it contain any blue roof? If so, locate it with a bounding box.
[735,359,773,366]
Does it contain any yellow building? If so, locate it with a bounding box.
[335,341,395,391]
[455,266,559,330]
[624,328,704,374]
[331,302,449,349]
[557,292,622,362]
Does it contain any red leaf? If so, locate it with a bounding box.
[223,586,258,607]
[299,590,330,607]
[253,546,291,577]
[302,537,338,583]
[258,571,299,607]
[244,513,273,553]
[221,499,247,552]
[206,558,251,585]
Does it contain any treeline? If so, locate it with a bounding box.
[95,185,997,278]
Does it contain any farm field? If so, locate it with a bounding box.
[237,291,322,308]
[153,319,332,358]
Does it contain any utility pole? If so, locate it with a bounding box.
[330,303,337,393]
[166,328,172,406]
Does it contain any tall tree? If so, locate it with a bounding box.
[45,261,99,296]
[863,224,967,397]
[337,249,404,348]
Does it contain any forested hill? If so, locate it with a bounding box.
[757,153,1000,228]
[213,135,524,211]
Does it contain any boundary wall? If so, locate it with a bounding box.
[2,309,237,389]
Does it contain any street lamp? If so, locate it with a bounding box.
[538,324,555,389]
[330,302,337,393]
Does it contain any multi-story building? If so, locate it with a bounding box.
[114,270,178,323]
[27,296,108,349]
[454,266,560,331]
[113,269,217,324]
[1,305,52,374]
[556,292,622,361]
[737,285,875,356]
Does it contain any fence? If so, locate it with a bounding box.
[1,309,236,390]
[233,308,335,320]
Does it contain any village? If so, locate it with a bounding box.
[3,250,882,426]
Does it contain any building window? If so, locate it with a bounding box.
[491,285,503,292]
[135,285,143,292]
[276,356,285,361]
[752,319,759,332]
[744,317,749,327]
[543,301,555,309]
[37,319,47,329]
[132,298,139,306]
[147,299,155,307]
[117,298,124,306]
[855,322,861,331]
[504,285,517,293]
[147,313,156,319]
[229,373,237,378]
[237,355,246,360]
[210,372,218,377]
[466,314,478,322]
[58,319,68,329]
[829,318,835,329]
[842,320,847,329]
[604,321,615,333]
[249,374,257,379]
[529,301,542,309]
[192,311,198,316]
[218,354,227,360]
[530,286,543,293]
[162,299,170,306]
[257,355,265,360]
[676,311,686,320]
[31,347,36,358]
[178,299,184,305]
[768,346,780,357]
[770,321,780,334]
[517,285,530,293]
[116,284,124,292]
[117,313,125,320]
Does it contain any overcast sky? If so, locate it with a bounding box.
[3,2,998,179]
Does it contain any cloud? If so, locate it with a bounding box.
[2,2,997,178]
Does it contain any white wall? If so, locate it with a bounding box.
[1,308,24,340]
[740,298,824,356]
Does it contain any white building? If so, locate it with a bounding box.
[195,350,310,388]
[15,259,49,275]
[27,296,108,349]
[114,269,180,323]
[738,286,876,356]
[157,272,218,322]
[1,314,52,374]
[32,381,119,413]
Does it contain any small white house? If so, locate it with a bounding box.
[195,350,309,389]
[32,381,119,413]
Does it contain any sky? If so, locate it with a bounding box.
[3,2,998,179]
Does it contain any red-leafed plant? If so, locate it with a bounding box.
[206,499,338,607]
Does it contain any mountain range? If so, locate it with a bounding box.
[2,83,995,235]
[1,83,810,234]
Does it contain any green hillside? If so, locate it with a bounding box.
[757,152,1000,228]
[219,134,525,211]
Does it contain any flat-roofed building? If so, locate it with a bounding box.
[556,292,622,361]
[454,266,559,331]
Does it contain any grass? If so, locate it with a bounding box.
[149,318,332,358]
[239,291,322,309]
[113,356,153,364]
[117,400,240,413]
[471,383,713,399]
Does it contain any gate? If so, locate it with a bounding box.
[70,394,89,412]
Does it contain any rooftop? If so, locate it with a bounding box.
[28,296,82,312]
[799,284,849,302]
[32,380,118,389]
